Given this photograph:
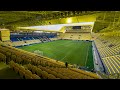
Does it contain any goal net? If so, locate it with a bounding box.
[33,50,43,56]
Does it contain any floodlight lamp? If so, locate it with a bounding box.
[67,18,72,23]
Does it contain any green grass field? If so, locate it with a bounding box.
[19,40,94,71]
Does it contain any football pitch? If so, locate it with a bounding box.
[18,40,94,71]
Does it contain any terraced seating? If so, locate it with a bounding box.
[24,64,100,79]
[25,40,41,45]
[94,33,120,75]
[7,38,42,46]
[0,52,6,63]
[95,35,120,58]
[3,41,13,46]
[60,33,72,39]
[33,39,42,43]
[9,61,40,79]
[102,55,120,74]
[12,41,26,46]
[50,38,58,41]
[79,33,92,40]
[46,67,99,79]
[60,33,92,40]
[24,64,57,79]
[69,68,100,79]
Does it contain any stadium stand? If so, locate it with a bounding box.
[9,61,40,79]
[49,38,58,41]
[12,41,26,46]
[0,53,6,63]
[94,32,120,75]
[60,33,92,40]
[2,41,13,46]
[8,32,58,46]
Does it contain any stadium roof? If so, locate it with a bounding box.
[17,22,94,32]
[0,11,98,28]
[0,11,119,32]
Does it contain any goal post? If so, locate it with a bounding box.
[33,50,43,56]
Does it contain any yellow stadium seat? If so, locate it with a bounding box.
[14,67,19,74]
[0,53,6,62]
[26,64,32,70]
[47,74,56,79]
[25,70,33,75]
[31,66,37,74]
[11,55,17,62]
[17,57,22,64]
[32,74,41,79]
[19,70,25,79]
[41,71,49,79]
[25,74,33,79]
[36,68,42,77]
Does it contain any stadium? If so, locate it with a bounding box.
[0,11,119,79]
